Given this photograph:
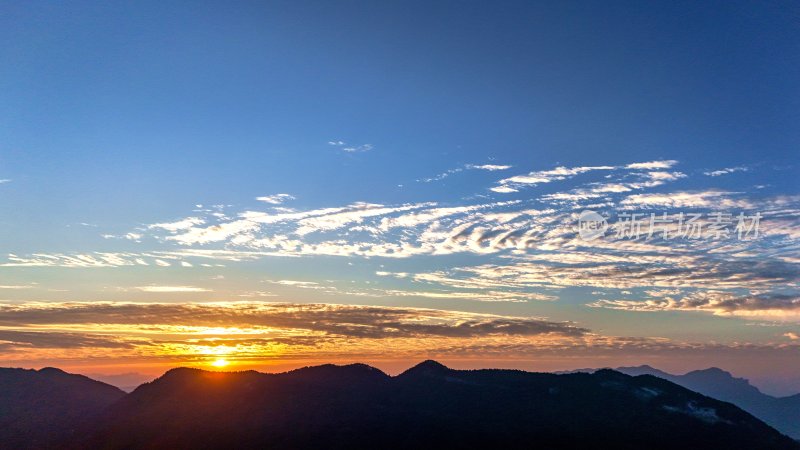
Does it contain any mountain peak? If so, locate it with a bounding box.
[38,367,67,375]
[420,359,447,368]
[400,360,450,377]
[150,367,207,385]
[617,365,673,378]
[161,367,204,378]
[687,367,732,377]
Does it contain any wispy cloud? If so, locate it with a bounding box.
[419,163,512,183]
[0,302,587,339]
[490,160,680,194]
[489,185,520,193]
[0,302,797,372]
[541,171,686,203]
[645,171,686,182]
[263,279,320,287]
[620,190,751,209]
[589,292,800,320]
[255,193,296,204]
[492,165,615,193]
[625,160,678,170]
[704,166,749,177]
[148,217,205,232]
[135,286,211,293]
[328,140,373,153]
[3,158,798,324]
[293,202,433,235]
[469,164,512,171]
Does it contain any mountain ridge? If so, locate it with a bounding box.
[611,364,800,440]
[1,362,797,449]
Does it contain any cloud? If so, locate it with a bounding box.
[0,179,10,184]
[2,302,799,374]
[539,171,686,204]
[259,276,547,303]
[365,288,555,303]
[135,286,210,293]
[0,250,272,268]
[419,163,512,183]
[0,330,138,349]
[294,202,433,235]
[490,185,519,193]
[621,191,752,209]
[101,232,144,241]
[328,140,373,153]
[0,302,587,339]
[0,253,136,268]
[162,202,431,246]
[8,188,797,288]
[468,164,512,171]
[589,291,800,320]
[645,171,686,181]
[437,256,799,291]
[263,280,320,287]
[492,165,615,192]
[785,332,800,340]
[376,271,408,277]
[704,167,749,177]
[625,160,678,170]
[256,194,296,204]
[238,291,277,298]
[148,217,205,232]
[343,144,373,153]
[3,159,797,326]
[377,201,518,231]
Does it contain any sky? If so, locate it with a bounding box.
[0,1,798,394]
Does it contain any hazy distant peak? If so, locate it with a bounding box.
[616,365,673,378]
[684,367,733,378]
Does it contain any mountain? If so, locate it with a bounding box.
[1,362,796,449]
[614,365,800,440]
[0,367,126,449]
[74,361,797,449]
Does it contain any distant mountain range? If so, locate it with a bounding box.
[615,365,800,441]
[0,361,797,449]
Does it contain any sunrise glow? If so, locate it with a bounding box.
[211,359,229,368]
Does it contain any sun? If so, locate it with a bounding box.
[211,358,229,368]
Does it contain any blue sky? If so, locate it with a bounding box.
[0,1,798,391]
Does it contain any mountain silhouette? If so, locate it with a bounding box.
[0,367,125,449]
[81,362,797,449]
[1,362,797,449]
[616,365,800,440]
